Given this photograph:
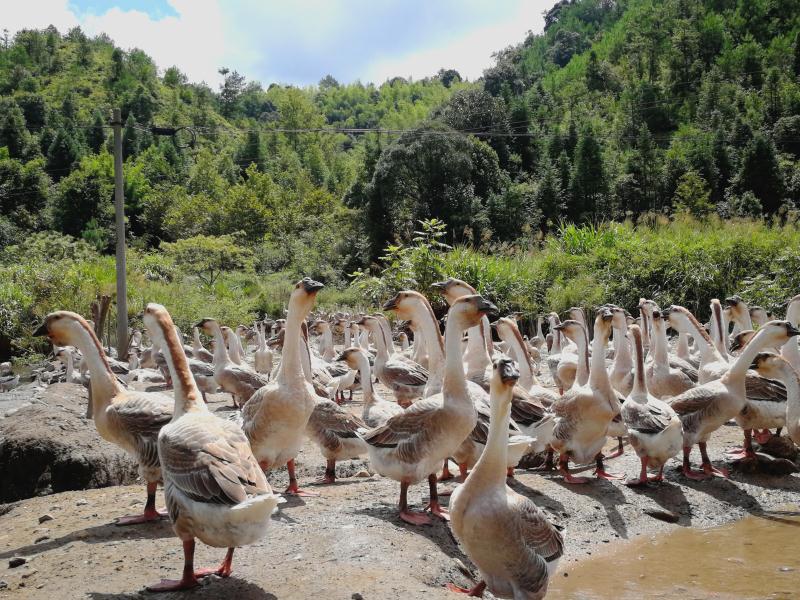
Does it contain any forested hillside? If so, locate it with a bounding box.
[2,0,800,357]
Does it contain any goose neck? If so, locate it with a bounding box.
[469,382,511,487]
[630,329,647,399]
[156,323,205,418]
[278,299,307,383]
[443,313,470,403]
[355,353,374,406]
[612,325,633,372]
[67,321,121,406]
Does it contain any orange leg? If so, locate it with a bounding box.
[446,581,486,597]
[284,459,320,496]
[147,541,234,592]
[115,481,167,526]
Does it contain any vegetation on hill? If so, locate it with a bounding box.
[2,0,800,358]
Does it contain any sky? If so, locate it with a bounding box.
[4,0,550,87]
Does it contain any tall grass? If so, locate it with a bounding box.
[441,216,800,319]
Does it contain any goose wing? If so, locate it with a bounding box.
[383,360,428,387]
[668,386,717,416]
[668,357,698,382]
[308,400,367,451]
[325,363,349,378]
[622,401,672,435]
[160,415,269,507]
[228,366,270,390]
[107,392,173,467]
[745,372,786,402]
[360,399,440,462]
[511,398,547,427]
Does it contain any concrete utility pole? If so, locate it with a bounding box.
[111,108,128,358]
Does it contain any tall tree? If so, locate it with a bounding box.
[570,125,607,221]
[0,100,31,159]
[122,113,139,158]
[733,134,784,214]
[87,111,106,153]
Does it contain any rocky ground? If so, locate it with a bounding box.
[1,376,800,599]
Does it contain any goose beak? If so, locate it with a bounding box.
[731,338,743,352]
[661,306,673,317]
[382,295,400,311]
[32,321,49,337]
[334,352,347,361]
[788,324,800,337]
[302,279,325,294]
[476,297,498,315]
[430,281,448,291]
[725,296,739,306]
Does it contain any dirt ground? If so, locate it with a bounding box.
[1,376,800,599]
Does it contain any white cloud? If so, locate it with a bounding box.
[3,0,80,33]
[364,1,550,83]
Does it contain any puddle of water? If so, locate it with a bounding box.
[549,507,800,599]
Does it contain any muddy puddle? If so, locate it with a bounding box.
[550,507,800,599]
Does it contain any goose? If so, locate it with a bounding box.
[725,295,753,343]
[494,318,558,407]
[304,356,369,484]
[140,303,280,592]
[55,346,85,384]
[359,294,493,525]
[608,307,634,397]
[399,332,410,351]
[242,278,323,496]
[781,295,800,373]
[188,325,213,363]
[125,350,166,385]
[675,331,699,367]
[224,326,250,367]
[666,320,799,479]
[197,319,269,408]
[549,309,620,483]
[338,347,403,428]
[448,357,563,600]
[726,345,798,460]
[357,315,427,406]
[312,319,336,362]
[554,307,585,391]
[33,311,172,525]
[621,324,683,485]
[750,306,772,328]
[386,290,534,481]
[531,316,546,350]
[646,310,695,399]
[751,353,800,445]
[253,323,274,377]
[545,313,566,392]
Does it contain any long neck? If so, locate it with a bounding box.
[192,328,202,352]
[369,323,390,361]
[411,301,445,395]
[612,325,633,373]
[780,365,800,443]
[549,318,563,353]
[277,298,306,383]
[300,333,314,384]
[67,322,121,405]
[379,319,395,356]
[469,382,511,487]
[481,316,494,355]
[641,311,651,350]
[443,313,470,403]
[465,323,490,376]
[711,302,728,357]
[502,328,535,389]
[412,326,427,363]
[782,337,800,372]
[589,328,611,393]
[355,353,375,407]
[321,326,333,354]
[652,320,669,365]
[157,325,205,418]
[210,325,230,367]
[727,328,777,381]
[573,328,590,387]
[344,326,351,348]
[631,329,647,400]
[257,326,266,351]
[65,352,75,382]
[675,312,722,364]
[359,329,370,350]
[676,331,691,359]
[536,318,543,339]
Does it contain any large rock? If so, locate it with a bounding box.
[0,383,139,502]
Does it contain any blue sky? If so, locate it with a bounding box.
[7,1,550,86]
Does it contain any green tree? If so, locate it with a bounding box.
[87,111,107,153]
[733,134,784,214]
[122,113,139,158]
[218,68,246,118]
[236,130,266,173]
[46,125,83,175]
[162,234,253,286]
[673,170,713,217]
[0,99,31,159]
[570,125,607,221]
[51,152,114,238]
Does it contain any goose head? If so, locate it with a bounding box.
[490,356,520,404]
[566,307,585,324]
[730,330,756,352]
[552,319,584,345]
[750,352,795,379]
[750,320,800,349]
[638,298,659,318]
[593,307,614,342]
[143,304,180,349]
[195,317,220,336]
[336,347,365,369]
[291,277,325,311]
[447,295,497,330]
[382,290,432,321]
[785,294,800,325]
[610,306,627,331]
[431,277,476,306]
[33,311,93,347]
[749,307,771,327]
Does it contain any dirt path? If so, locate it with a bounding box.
[1,385,799,599]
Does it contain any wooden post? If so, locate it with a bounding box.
[111,108,128,359]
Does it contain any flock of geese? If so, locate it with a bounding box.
[31,278,800,599]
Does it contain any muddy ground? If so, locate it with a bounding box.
[1,376,800,599]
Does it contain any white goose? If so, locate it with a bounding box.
[141,303,279,592]
[449,357,563,600]
[242,278,323,496]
